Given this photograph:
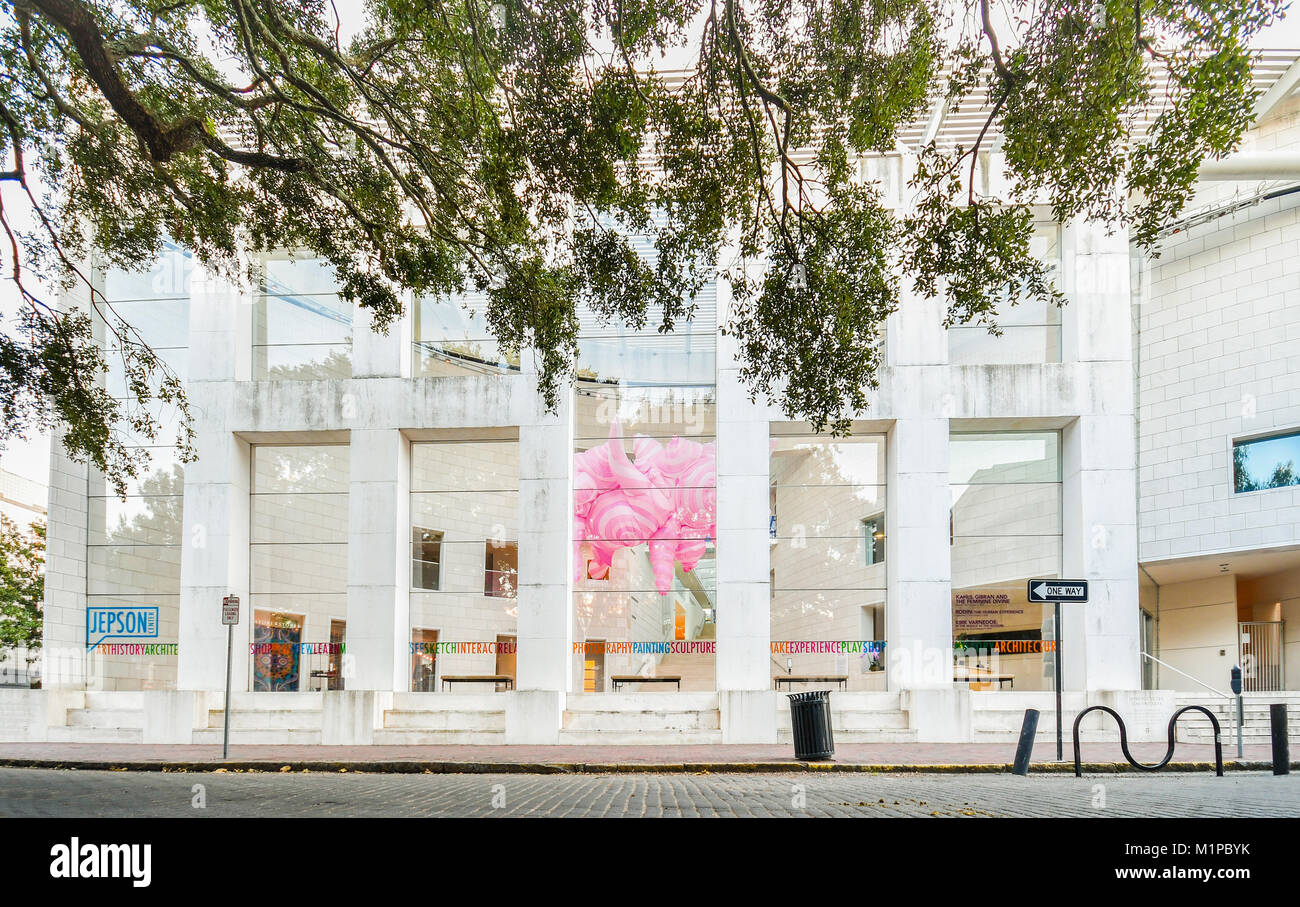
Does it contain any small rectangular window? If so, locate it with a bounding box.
[412,527,443,590]
[861,515,885,566]
[1233,431,1300,493]
[484,540,518,598]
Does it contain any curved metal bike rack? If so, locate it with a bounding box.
[1072,705,1223,777]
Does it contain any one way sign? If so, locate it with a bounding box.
[1028,579,1089,603]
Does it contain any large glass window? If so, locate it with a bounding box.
[84,246,192,691]
[249,445,349,691]
[575,234,716,386]
[573,386,716,691]
[949,222,1062,365]
[949,431,1062,691]
[409,438,519,692]
[413,290,519,377]
[254,256,352,379]
[1233,431,1300,493]
[770,428,887,691]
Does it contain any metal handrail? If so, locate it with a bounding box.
[1140,651,1231,699]
[1140,651,1242,759]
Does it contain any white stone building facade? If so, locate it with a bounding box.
[5,55,1300,747]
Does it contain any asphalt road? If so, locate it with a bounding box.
[1,767,1298,817]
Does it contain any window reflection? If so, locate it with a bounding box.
[950,431,1062,691]
[254,257,352,379]
[770,431,887,692]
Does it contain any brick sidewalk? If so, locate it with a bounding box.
[0,740,1277,771]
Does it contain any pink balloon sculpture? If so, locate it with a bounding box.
[574,423,716,594]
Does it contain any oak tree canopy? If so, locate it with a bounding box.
[0,0,1282,493]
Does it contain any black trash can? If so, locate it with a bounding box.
[787,690,835,761]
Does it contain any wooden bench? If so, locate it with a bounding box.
[611,675,681,692]
[774,675,848,691]
[953,668,1014,689]
[441,674,514,691]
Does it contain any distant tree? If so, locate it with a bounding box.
[1267,459,1297,489]
[0,516,44,680]
[1233,444,1258,493]
[0,0,1283,495]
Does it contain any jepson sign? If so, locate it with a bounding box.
[86,605,159,650]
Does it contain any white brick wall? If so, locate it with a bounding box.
[1137,171,1300,561]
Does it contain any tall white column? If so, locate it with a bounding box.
[1061,220,1141,691]
[1063,417,1141,690]
[178,267,251,691]
[714,406,771,692]
[713,275,778,741]
[715,376,777,740]
[884,417,953,690]
[884,282,953,693]
[178,415,251,691]
[508,367,573,742]
[43,277,93,691]
[345,428,409,690]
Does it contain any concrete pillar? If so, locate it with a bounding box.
[1060,220,1141,692]
[351,296,410,378]
[1063,416,1141,690]
[508,366,573,743]
[714,277,778,742]
[41,429,90,691]
[177,420,251,691]
[178,266,253,691]
[43,276,95,690]
[885,417,953,690]
[345,429,410,691]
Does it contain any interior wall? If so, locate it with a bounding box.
[1153,573,1238,692]
[1236,565,1300,691]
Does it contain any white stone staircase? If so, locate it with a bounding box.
[47,691,145,743]
[1172,692,1300,746]
[373,693,506,744]
[560,692,723,744]
[193,692,324,745]
[777,691,917,744]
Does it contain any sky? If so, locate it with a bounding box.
[2,1,1299,488]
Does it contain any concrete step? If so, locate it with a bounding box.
[83,691,144,710]
[778,710,910,731]
[974,729,1128,744]
[371,729,507,745]
[227,692,324,711]
[390,693,502,711]
[192,728,322,745]
[566,693,718,711]
[206,709,323,731]
[66,709,145,729]
[562,709,721,732]
[46,726,144,743]
[1179,728,1300,742]
[778,728,919,744]
[382,710,506,731]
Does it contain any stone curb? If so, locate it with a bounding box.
[1,758,1293,774]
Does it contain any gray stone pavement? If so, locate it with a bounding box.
[1,766,1296,817]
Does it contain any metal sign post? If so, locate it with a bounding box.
[221,595,240,760]
[1054,602,1063,761]
[1028,579,1089,762]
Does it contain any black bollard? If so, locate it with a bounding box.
[1271,703,1290,776]
[1013,708,1040,776]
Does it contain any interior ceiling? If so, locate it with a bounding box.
[1142,544,1300,586]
